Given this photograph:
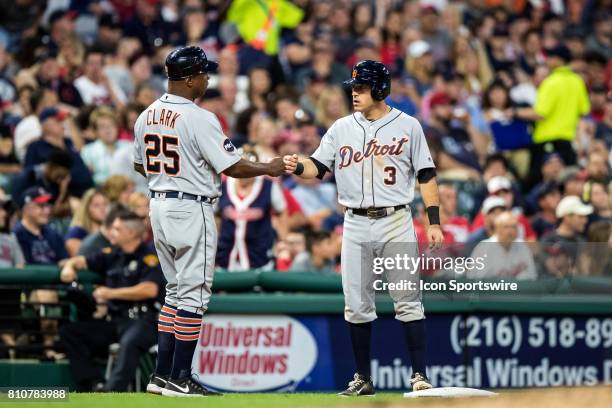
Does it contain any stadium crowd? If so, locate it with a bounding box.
[0,0,610,373]
[0,0,612,278]
[0,0,610,273]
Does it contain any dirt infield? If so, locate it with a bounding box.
[387,386,612,408]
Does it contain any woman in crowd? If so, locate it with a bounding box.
[315,86,349,130]
[251,116,280,163]
[380,8,403,67]
[578,221,612,276]
[247,67,272,111]
[65,188,109,256]
[81,107,131,185]
[584,180,612,227]
[483,80,532,152]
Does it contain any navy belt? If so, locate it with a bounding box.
[348,205,407,219]
[149,190,217,203]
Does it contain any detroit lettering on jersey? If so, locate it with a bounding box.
[338,137,409,169]
[311,108,434,209]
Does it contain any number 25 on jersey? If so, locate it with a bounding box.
[144,133,181,176]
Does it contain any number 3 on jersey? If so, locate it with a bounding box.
[144,133,180,176]
[384,166,396,185]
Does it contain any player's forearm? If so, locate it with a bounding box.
[419,178,440,208]
[223,159,274,178]
[294,159,320,179]
[420,178,443,230]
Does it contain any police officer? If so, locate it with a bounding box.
[59,209,164,392]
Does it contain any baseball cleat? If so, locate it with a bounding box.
[338,373,376,396]
[146,373,168,395]
[410,372,432,391]
[161,376,222,397]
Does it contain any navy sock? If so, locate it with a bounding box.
[348,322,372,378]
[155,304,177,377]
[171,309,203,380]
[403,319,427,375]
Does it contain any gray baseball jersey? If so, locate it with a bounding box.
[311,108,434,208]
[133,92,240,313]
[133,93,240,197]
[311,107,433,324]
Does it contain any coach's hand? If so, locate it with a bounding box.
[283,154,298,174]
[267,157,286,177]
[427,225,444,249]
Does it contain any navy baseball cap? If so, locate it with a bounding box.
[39,107,69,122]
[20,187,53,207]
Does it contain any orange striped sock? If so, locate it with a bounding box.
[171,309,202,379]
[155,304,177,376]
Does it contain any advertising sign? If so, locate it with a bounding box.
[193,313,612,391]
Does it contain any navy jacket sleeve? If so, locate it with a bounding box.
[85,250,112,275]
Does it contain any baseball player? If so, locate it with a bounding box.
[284,60,444,396]
[132,46,285,397]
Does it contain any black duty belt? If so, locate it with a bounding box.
[150,190,217,204]
[348,205,407,219]
[108,304,158,321]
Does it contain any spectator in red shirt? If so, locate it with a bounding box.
[275,228,307,272]
[589,84,607,123]
[117,103,145,141]
[380,8,402,68]
[438,181,470,242]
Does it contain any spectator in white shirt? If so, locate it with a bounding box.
[80,107,131,184]
[470,211,537,280]
[74,49,127,108]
